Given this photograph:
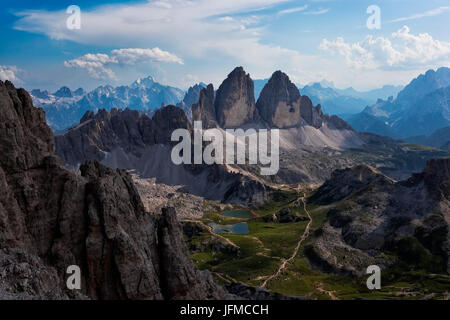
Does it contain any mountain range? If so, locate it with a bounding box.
[308,159,450,275]
[30,73,405,135]
[55,67,365,205]
[301,83,403,117]
[30,76,185,131]
[347,67,450,139]
[55,67,450,202]
[405,126,450,151]
[253,79,403,117]
[2,66,450,300]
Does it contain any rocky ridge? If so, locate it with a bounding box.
[256,70,303,128]
[177,83,206,121]
[308,159,450,275]
[55,104,272,206]
[0,80,231,300]
[193,68,346,132]
[31,76,185,131]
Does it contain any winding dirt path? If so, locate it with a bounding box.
[316,282,339,300]
[261,192,312,288]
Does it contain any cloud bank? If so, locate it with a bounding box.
[64,48,183,79]
[320,26,450,70]
[0,66,23,83]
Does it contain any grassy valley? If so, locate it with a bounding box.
[184,186,450,299]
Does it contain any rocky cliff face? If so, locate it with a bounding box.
[56,105,271,206]
[308,159,450,275]
[0,80,230,300]
[192,84,217,128]
[348,67,450,138]
[299,96,323,128]
[256,71,302,128]
[177,83,206,121]
[56,106,191,166]
[191,67,353,134]
[215,67,257,128]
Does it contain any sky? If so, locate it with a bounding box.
[0,0,449,92]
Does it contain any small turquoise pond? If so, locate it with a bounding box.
[221,210,253,219]
[208,222,250,235]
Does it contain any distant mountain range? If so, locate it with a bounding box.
[405,126,450,151]
[55,66,449,192]
[30,76,185,131]
[254,79,402,117]
[347,67,450,139]
[32,67,450,143]
[31,72,404,133]
[301,83,403,116]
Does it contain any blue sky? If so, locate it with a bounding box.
[1,0,449,91]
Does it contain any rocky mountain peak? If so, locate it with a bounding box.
[152,105,192,144]
[132,76,156,88]
[0,80,55,174]
[53,86,73,98]
[256,70,302,128]
[73,88,85,96]
[56,105,191,166]
[314,164,393,204]
[397,67,450,104]
[31,89,50,99]
[214,66,256,128]
[299,95,323,128]
[177,83,207,121]
[0,80,230,300]
[192,84,216,128]
[407,157,450,200]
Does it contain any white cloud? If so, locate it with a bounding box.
[319,26,450,69]
[64,48,183,79]
[277,5,308,16]
[0,65,23,83]
[111,48,184,65]
[13,0,445,91]
[304,8,330,15]
[389,6,450,23]
[13,0,309,86]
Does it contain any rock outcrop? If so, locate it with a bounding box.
[0,80,230,300]
[312,165,394,204]
[299,96,323,128]
[55,105,271,206]
[256,71,302,128]
[191,84,217,128]
[308,159,450,275]
[55,106,191,166]
[177,83,206,121]
[189,67,356,135]
[215,67,257,128]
